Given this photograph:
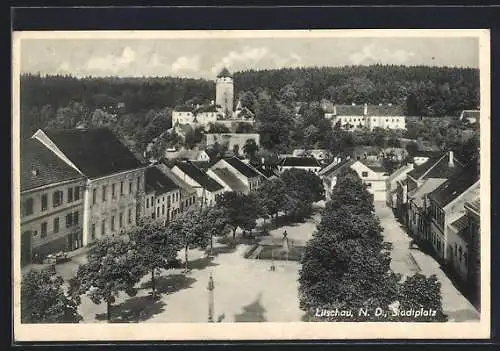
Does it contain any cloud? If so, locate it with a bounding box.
[57,61,71,73]
[171,55,200,73]
[349,44,415,65]
[211,46,303,75]
[85,46,136,74]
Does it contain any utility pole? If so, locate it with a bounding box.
[207,272,215,322]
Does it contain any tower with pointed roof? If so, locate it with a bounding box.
[215,67,234,118]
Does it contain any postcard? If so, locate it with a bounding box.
[12,29,490,341]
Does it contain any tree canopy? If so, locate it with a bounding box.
[21,268,82,323]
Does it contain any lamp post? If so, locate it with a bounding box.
[208,273,215,323]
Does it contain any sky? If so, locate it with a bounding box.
[19,36,479,79]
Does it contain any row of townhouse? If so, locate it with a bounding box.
[20,128,198,266]
[391,150,481,299]
[170,156,266,207]
[319,156,389,202]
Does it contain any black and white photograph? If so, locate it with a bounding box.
[12,29,490,341]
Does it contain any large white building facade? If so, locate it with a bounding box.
[324,103,406,131]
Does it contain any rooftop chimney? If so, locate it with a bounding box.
[364,103,368,115]
[448,151,454,167]
[333,105,337,115]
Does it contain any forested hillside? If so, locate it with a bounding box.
[234,65,479,116]
[20,65,479,155]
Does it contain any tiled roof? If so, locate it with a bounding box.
[21,138,83,192]
[408,178,448,207]
[211,168,248,193]
[191,161,211,170]
[156,163,196,195]
[461,110,480,119]
[319,158,356,177]
[42,128,143,179]
[194,105,219,114]
[217,67,232,78]
[407,152,463,180]
[145,166,180,195]
[426,154,464,179]
[174,105,194,112]
[330,104,404,116]
[224,157,261,178]
[359,160,387,173]
[466,199,480,214]
[281,157,322,168]
[387,164,413,181]
[450,215,469,232]
[175,161,224,192]
[335,105,364,116]
[429,159,479,207]
[253,166,278,178]
[165,149,207,161]
[367,105,404,116]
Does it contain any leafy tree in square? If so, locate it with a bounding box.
[69,235,143,322]
[255,178,288,219]
[21,268,82,323]
[127,219,182,300]
[280,168,325,204]
[215,192,260,240]
[167,208,211,272]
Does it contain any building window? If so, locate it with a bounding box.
[74,186,80,201]
[41,222,47,238]
[362,171,368,177]
[53,190,63,208]
[68,187,73,203]
[101,219,106,236]
[157,207,160,218]
[146,198,149,208]
[41,194,48,211]
[366,182,372,188]
[53,217,59,233]
[91,223,96,240]
[157,199,160,204]
[120,181,124,195]
[23,198,34,216]
[137,177,141,193]
[102,185,107,201]
[92,189,97,205]
[167,195,171,207]
[74,211,79,225]
[119,212,123,228]
[66,214,73,228]
[128,209,132,224]
[111,216,115,232]
[112,183,116,198]
[162,204,165,215]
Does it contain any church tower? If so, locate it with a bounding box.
[215,67,234,118]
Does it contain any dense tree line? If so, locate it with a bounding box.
[299,168,447,322]
[20,65,479,156]
[234,65,479,117]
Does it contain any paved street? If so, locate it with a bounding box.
[374,201,480,322]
